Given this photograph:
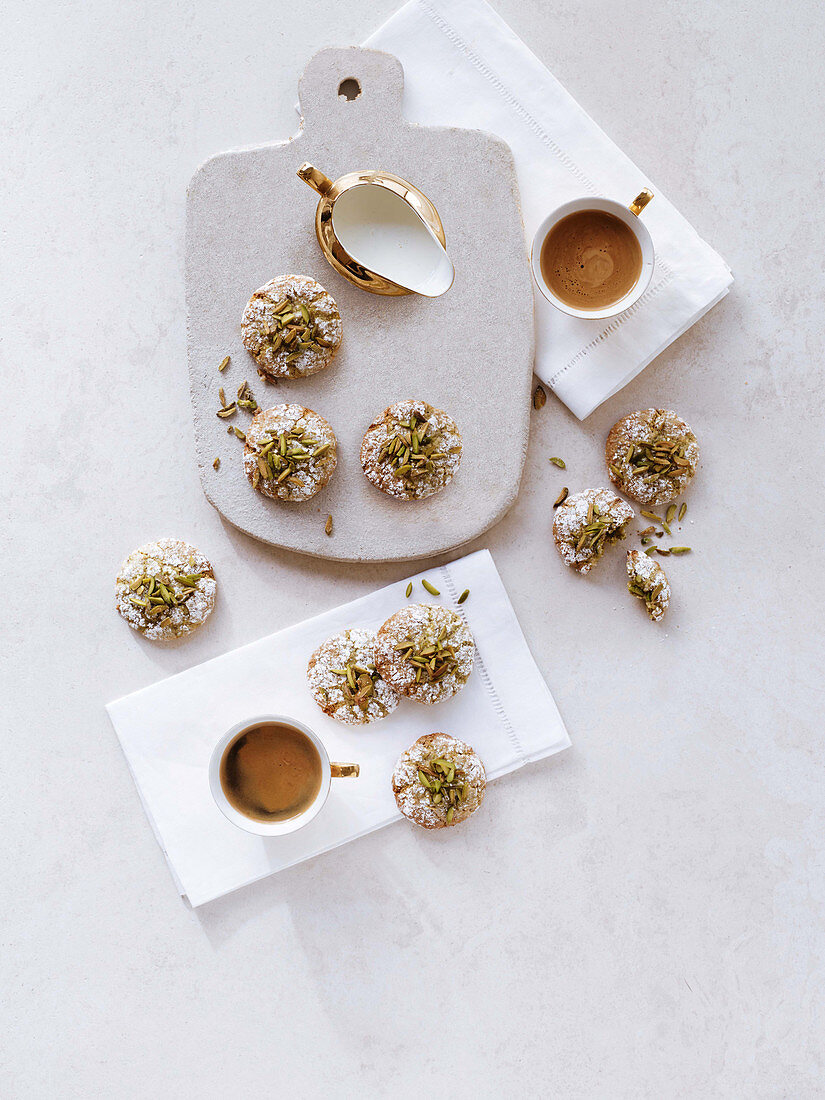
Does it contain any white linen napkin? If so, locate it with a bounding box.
[106,549,570,907]
[365,0,733,419]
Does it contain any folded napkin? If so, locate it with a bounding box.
[106,549,570,907]
[366,0,733,419]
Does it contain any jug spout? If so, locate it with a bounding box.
[297,163,333,196]
[413,242,455,298]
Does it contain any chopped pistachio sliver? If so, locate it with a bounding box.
[533,384,546,410]
[457,589,469,604]
[379,406,441,483]
[212,456,220,471]
[421,579,440,596]
[419,755,466,815]
[218,355,230,372]
[405,582,413,598]
[549,456,566,469]
[324,514,333,537]
[640,510,664,525]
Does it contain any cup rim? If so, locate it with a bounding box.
[530,196,655,320]
[208,714,332,837]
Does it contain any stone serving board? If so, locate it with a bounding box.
[186,47,534,563]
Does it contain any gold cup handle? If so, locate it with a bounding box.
[629,189,654,216]
[297,162,333,196]
[330,762,360,778]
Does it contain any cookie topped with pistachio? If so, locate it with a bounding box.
[115,538,216,641]
[626,549,670,622]
[243,404,337,502]
[392,733,486,829]
[360,399,462,501]
[375,603,475,705]
[307,628,399,725]
[552,487,634,574]
[241,274,342,380]
[606,408,699,506]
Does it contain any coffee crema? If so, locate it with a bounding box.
[219,723,323,823]
[540,209,643,310]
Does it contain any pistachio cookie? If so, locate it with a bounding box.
[307,628,399,725]
[375,604,475,705]
[553,487,634,574]
[360,399,462,501]
[392,733,486,829]
[241,274,342,381]
[606,408,699,506]
[244,404,337,502]
[115,538,216,641]
[626,549,670,622]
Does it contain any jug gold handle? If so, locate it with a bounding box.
[297,163,333,196]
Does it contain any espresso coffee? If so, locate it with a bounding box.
[540,209,643,310]
[219,722,323,823]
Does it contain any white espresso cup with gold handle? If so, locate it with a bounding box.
[530,189,655,320]
[208,714,359,837]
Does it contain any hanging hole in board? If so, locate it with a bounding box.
[338,78,361,101]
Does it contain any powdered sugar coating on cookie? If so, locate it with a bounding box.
[626,549,671,622]
[360,399,462,501]
[375,603,475,704]
[241,274,342,380]
[243,404,337,502]
[606,408,699,506]
[307,628,399,725]
[392,733,486,829]
[553,487,635,574]
[115,538,216,641]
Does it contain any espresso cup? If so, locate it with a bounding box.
[208,714,359,837]
[531,190,655,319]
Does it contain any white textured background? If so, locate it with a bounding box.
[2,1,823,1096]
